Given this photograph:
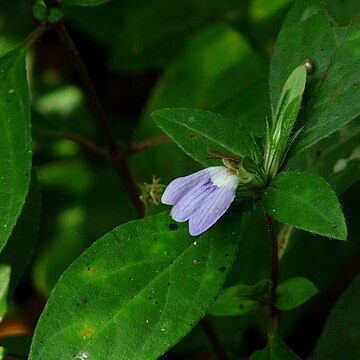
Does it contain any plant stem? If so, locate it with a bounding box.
[264,211,280,334]
[52,21,144,217]
[25,22,51,49]
[124,135,169,155]
[60,133,108,158]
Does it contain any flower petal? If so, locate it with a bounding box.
[171,181,216,222]
[161,168,209,205]
[188,185,236,236]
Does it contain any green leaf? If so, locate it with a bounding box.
[270,0,360,154]
[250,333,300,359]
[209,279,271,316]
[262,171,347,240]
[62,0,111,6]
[0,265,10,322]
[0,46,31,252]
[0,172,40,294]
[313,274,360,360]
[29,211,241,359]
[275,277,318,311]
[153,108,259,166]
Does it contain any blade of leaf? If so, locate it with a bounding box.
[29,211,241,360]
[275,277,318,311]
[270,0,360,154]
[0,46,31,252]
[249,333,300,359]
[153,108,260,166]
[313,274,360,360]
[262,171,347,240]
[209,279,271,316]
[0,171,40,295]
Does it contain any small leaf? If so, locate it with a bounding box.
[275,277,318,311]
[262,171,347,240]
[0,265,11,322]
[209,279,271,316]
[62,0,111,6]
[29,211,240,359]
[313,274,360,359]
[0,46,31,251]
[153,108,260,166]
[250,333,300,359]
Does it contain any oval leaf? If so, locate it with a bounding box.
[29,211,240,359]
[275,277,318,311]
[152,108,260,166]
[0,46,31,251]
[262,171,347,240]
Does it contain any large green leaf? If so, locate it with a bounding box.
[262,171,347,240]
[0,46,31,251]
[249,334,300,359]
[0,172,40,294]
[270,0,360,154]
[153,108,259,166]
[29,211,241,359]
[313,274,360,360]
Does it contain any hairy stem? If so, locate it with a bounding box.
[25,22,51,49]
[124,135,169,155]
[52,21,144,217]
[60,133,108,158]
[264,211,280,334]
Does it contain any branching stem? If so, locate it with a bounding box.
[52,21,144,217]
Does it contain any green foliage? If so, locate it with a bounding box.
[0,46,31,252]
[249,334,300,359]
[313,274,360,360]
[275,277,318,311]
[0,265,11,321]
[0,173,40,294]
[209,279,271,316]
[29,211,240,359]
[0,0,359,359]
[153,108,260,166]
[270,0,360,154]
[262,171,347,240]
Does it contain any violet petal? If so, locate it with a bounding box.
[171,181,216,222]
[188,185,236,236]
[161,168,209,205]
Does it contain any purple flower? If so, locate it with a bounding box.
[162,166,240,236]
